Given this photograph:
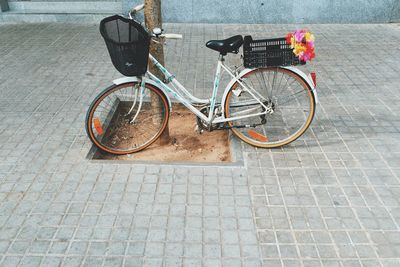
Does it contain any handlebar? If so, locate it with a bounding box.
[160,33,183,39]
[129,3,183,40]
[133,4,144,12]
[128,4,144,19]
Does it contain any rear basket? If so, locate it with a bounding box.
[100,15,150,77]
[243,36,305,68]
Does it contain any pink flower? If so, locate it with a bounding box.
[294,30,306,42]
[286,29,316,62]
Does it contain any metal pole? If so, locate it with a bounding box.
[0,0,9,12]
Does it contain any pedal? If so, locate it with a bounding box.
[195,125,204,134]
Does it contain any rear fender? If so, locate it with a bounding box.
[281,66,318,104]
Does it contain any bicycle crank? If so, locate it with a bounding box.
[196,106,222,132]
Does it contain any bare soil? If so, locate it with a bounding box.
[93,104,232,162]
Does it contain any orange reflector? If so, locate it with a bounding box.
[311,72,317,86]
[248,130,268,142]
[93,118,104,135]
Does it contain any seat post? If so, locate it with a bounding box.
[209,53,225,116]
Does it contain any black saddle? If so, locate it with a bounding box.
[206,35,243,55]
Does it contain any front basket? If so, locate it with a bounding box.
[100,15,151,77]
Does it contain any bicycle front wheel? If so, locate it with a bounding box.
[224,67,315,148]
[86,82,169,154]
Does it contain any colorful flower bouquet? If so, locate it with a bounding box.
[286,30,315,62]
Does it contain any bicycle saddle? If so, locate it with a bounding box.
[206,35,243,55]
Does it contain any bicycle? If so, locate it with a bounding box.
[85,4,318,155]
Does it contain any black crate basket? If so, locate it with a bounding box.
[243,36,305,68]
[100,15,151,77]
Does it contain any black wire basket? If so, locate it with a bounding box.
[100,15,150,77]
[243,36,305,68]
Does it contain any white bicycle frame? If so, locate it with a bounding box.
[145,53,272,124]
[113,53,317,126]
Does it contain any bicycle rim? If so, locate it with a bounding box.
[224,67,315,148]
[86,82,169,154]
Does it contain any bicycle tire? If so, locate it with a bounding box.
[224,67,315,148]
[86,82,170,154]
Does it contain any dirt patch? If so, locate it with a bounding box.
[93,104,232,163]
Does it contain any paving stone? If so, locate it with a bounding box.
[18,256,42,267]
[0,256,22,267]
[0,22,399,266]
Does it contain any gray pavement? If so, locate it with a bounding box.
[0,22,399,267]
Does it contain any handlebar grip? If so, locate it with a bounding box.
[161,33,183,39]
[133,4,144,12]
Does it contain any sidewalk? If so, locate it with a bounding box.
[0,22,399,266]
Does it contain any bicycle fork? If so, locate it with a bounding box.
[128,81,145,124]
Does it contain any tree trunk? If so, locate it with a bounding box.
[0,0,10,12]
[144,0,170,145]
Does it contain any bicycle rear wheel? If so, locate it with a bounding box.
[224,67,315,148]
[86,82,169,154]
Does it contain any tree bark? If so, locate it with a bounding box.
[144,0,170,145]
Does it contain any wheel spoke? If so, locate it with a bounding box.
[225,68,314,147]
